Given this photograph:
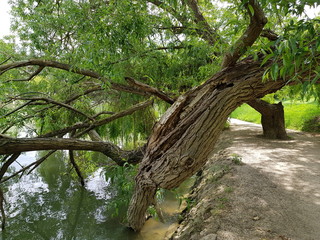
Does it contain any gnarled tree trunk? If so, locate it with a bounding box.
[127,60,287,231]
[248,99,288,139]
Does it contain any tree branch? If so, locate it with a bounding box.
[0,100,34,119]
[69,150,85,186]
[0,138,144,166]
[14,96,95,121]
[0,153,21,180]
[0,150,56,184]
[185,0,219,45]
[6,66,45,82]
[260,29,279,41]
[125,77,175,104]
[38,99,153,138]
[221,0,267,68]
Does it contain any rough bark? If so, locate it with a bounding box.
[127,59,286,231]
[248,99,288,139]
[221,0,267,68]
[0,137,142,166]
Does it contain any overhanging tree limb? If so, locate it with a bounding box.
[0,138,141,164]
[221,0,268,68]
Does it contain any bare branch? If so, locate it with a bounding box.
[74,99,154,137]
[0,100,34,119]
[6,66,45,82]
[0,187,5,230]
[0,57,12,65]
[185,0,219,45]
[125,77,175,104]
[1,86,104,134]
[0,137,144,166]
[0,59,145,95]
[0,153,21,181]
[0,59,101,79]
[38,99,153,138]
[92,111,115,118]
[221,0,267,68]
[15,96,95,121]
[261,29,279,41]
[69,150,85,186]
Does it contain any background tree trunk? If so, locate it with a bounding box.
[248,99,288,139]
[127,60,287,231]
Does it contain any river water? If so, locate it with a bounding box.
[1,151,187,240]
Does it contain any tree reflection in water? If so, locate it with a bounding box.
[2,151,137,240]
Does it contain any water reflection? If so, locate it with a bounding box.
[2,150,191,240]
[2,151,137,240]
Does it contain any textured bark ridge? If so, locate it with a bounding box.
[127,60,287,231]
[248,99,288,139]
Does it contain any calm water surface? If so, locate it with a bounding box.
[2,151,175,240]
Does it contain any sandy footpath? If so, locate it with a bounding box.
[171,119,320,240]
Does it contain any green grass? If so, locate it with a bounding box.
[230,102,320,132]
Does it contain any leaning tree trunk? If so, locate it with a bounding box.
[127,59,287,231]
[248,99,288,139]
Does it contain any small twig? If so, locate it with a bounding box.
[0,153,21,181]
[0,56,12,65]
[15,96,95,121]
[0,100,34,119]
[27,150,56,175]
[5,66,45,82]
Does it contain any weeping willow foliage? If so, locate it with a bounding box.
[2,0,320,142]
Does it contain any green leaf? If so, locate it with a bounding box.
[270,63,279,81]
[248,4,254,15]
[261,53,274,66]
[311,71,320,85]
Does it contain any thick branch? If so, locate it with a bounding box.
[0,138,117,154]
[185,0,219,45]
[221,0,267,68]
[261,29,279,41]
[247,98,271,112]
[0,138,143,166]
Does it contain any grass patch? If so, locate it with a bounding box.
[231,102,320,132]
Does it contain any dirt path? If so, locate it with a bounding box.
[171,119,320,240]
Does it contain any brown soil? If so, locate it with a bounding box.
[170,119,320,240]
